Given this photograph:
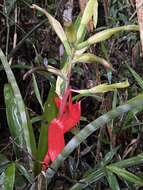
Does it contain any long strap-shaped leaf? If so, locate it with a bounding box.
[4,84,25,155]
[31,4,72,56]
[77,0,98,42]
[0,49,34,167]
[107,165,143,186]
[45,97,143,184]
[72,53,112,69]
[77,25,139,49]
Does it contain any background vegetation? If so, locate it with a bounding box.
[0,0,143,189]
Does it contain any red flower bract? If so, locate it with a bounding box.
[43,90,81,170]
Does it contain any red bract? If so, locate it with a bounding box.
[43,91,81,170]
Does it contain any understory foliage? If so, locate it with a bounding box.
[0,0,143,189]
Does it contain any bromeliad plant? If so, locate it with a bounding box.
[0,0,143,189]
[30,0,137,171]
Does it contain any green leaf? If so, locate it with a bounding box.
[0,49,36,168]
[106,170,120,190]
[34,86,58,174]
[4,163,15,190]
[107,165,143,186]
[87,25,138,45]
[76,0,98,42]
[74,15,87,43]
[73,80,129,94]
[127,64,143,90]
[45,96,143,184]
[32,74,44,111]
[73,53,112,69]
[31,115,42,124]
[125,93,143,115]
[31,4,72,56]
[101,146,120,166]
[72,93,102,102]
[4,84,25,155]
[93,0,98,29]
[111,153,143,168]
[16,164,33,183]
[77,25,139,49]
[70,168,104,190]
[65,24,76,43]
[123,93,143,128]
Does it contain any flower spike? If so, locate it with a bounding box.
[42,90,81,169]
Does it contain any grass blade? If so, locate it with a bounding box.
[70,168,104,190]
[111,153,143,168]
[4,163,15,190]
[107,165,143,186]
[70,147,119,190]
[101,146,120,166]
[32,74,44,111]
[106,170,120,190]
[127,64,143,90]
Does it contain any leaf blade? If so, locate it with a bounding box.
[107,165,143,186]
[0,49,36,168]
[73,80,129,94]
[77,0,97,42]
[73,53,112,69]
[32,74,44,111]
[106,170,120,190]
[77,25,139,49]
[127,64,143,90]
[31,4,72,56]
[4,163,15,190]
